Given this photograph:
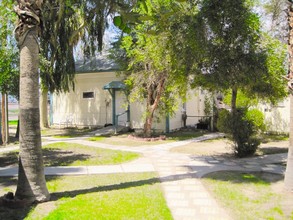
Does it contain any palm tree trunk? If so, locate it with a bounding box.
[284,2,293,191]
[285,94,293,191]
[15,29,50,203]
[1,93,7,145]
[40,88,49,128]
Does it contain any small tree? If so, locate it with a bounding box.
[120,0,188,137]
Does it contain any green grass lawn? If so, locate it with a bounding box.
[202,171,293,220]
[8,120,18,126]
[0,173,173,220]
[0,142,140,167]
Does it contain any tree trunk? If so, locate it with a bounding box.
[1,93,8,145]
[15,29,50,202]
[284,3,293,191]
[144,110,154,138]
[143,75,166,137]
[285,94,293,191]
[40,88,49,128]
[15,118,19,139]
[231,87,238,116]
[1,93,6,145]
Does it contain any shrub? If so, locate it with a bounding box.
[216,109,231,133]
[217,108,260,157]
[245,108,266,132]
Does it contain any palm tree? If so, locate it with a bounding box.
[14,0,50,202]
[285,1,293,191]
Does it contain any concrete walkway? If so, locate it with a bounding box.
[0,133,287,220]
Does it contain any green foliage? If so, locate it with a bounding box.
[245,108,266,131]
[0,0,19,97]
[217,109,261,157]
[173,0,287,107]
[204,93,214,116]
[117,0,189,135]
[216,109,231,134]
[41,1,81,93]
[223,90,259,109]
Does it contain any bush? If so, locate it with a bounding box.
[216,109,231,133]
[217,108,261,157]
[245,108,266,132]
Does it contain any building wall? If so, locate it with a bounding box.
[185,88,207,126]
[52,72,207,131]
[53,72,119,127]
[259,98,290,133]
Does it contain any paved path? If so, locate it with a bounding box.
[0,133,288,220]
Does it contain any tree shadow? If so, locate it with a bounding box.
[0,151,18,167]
[257,147,288,155]
[0,168,285,219]
[0,148,91,168]
[0,176,17,189]
[49,172,195,201]
[42,148,90,166]
[200,170,284,186]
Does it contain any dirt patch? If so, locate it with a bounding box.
[128,134,167,142]
[171,139,234,156]
[171,139,289,158]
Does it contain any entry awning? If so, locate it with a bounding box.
[103,81,126,90]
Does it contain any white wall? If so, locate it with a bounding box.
[259,98,290,133]
[53,72,121,127]
[52,72,208,131]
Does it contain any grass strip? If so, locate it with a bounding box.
[0,142,140,167]
[202,171,293,220]
[24,173,173,220]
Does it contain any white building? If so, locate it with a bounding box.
[51,57,208,132]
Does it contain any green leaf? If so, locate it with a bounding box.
[123,26,131,34]
[113,16,122,27]
[141,0,149,13]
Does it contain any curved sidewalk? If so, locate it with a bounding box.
[0,134,287,220]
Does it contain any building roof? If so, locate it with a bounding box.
[103,81,126,90]
[75,53,119,73]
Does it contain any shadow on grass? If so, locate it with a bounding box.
[0,151,19,167]
[0,176,17,189]
[166,130,206,141]
[0,169,284,219]
[201,170,284,185]
[257,147,288,155]
[41,127,101,138]
[49,170,283,202]
[0,149,90,168]
[42,148,90,166]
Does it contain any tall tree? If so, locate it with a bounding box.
[190,0,286,111]
[170,0,287,156]
[120,0,188,137]
[284,0,293,191]
[39,0,135,128]
[12,0,143,202]
[14,0,50,202]
[39,0,82,128]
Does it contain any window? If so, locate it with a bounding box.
[83,92,94,99]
